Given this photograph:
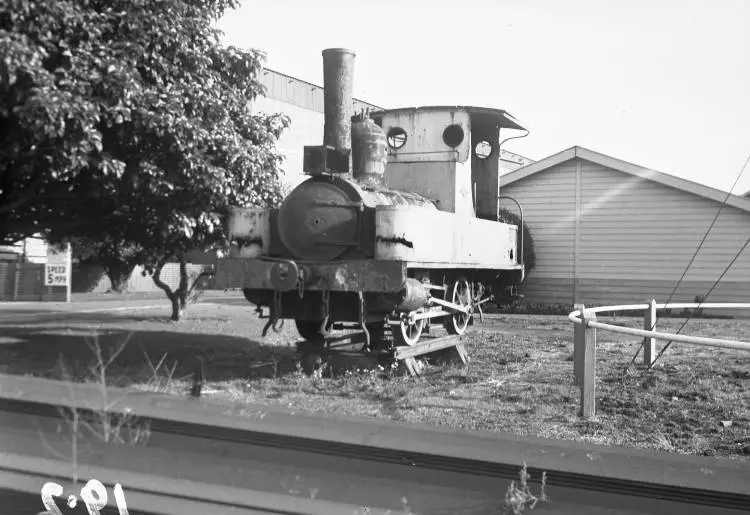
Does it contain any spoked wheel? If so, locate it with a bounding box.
[295,319,333,342]
[392,310,425,346]
[444,277,472,335]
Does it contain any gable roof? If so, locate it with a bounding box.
[499,146,750,214]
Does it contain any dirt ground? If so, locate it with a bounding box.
[1,301,748,460]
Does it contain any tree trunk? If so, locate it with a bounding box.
[152,255,189,321]
[177,257,188,310]
[105,263,134,293]
[169,294,184,321]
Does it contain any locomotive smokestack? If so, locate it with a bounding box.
[322,48,355,172]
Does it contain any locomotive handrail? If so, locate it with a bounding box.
[497,196,524,267]
[568,302,750,351]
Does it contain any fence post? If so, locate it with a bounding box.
[580,308,597,418]
[12,262,20,301]
[643,299,656,367]
[573,303,585,385]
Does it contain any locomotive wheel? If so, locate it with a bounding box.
[295,319,332,342]
[444,277,472,336]
[392,311,424,346]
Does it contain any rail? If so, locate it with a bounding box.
[567,301,750,417]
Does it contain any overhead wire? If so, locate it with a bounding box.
[625,150,750,370]
[651,233,750,364]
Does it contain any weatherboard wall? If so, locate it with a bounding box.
[498,161,577,303]
[500,157,750,309]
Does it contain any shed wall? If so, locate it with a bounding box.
[578,160,750,283]
[251,96,323,188]
[499,161,577,303]
[501,157,750,308]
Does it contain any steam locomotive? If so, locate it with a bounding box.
[214,48,527,352]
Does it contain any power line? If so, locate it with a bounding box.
[651,233,750,364]
[626,150,750,368]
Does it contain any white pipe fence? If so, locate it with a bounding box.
[567,301,750,418]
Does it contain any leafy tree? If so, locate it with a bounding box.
[1,0,290,318]
[64,235,140,292]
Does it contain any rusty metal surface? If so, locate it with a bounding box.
[351,113,388,185]
[273,175,435,262]
[227,207,272,257]
[377,109,473,165]
[360,183,437,209]
[322,48,355,171]
[214,258,407,292]
[392,277,429,312]
[277,179,361,261]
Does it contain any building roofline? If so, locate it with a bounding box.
[499,146,750,214]
[499,148,535,164]
[261,67,384,110]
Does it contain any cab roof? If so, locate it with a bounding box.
[369,105,528,132]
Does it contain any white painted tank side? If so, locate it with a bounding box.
[454,160,474,218]
[384,161,456,212]
[227,207,271,258]
[375,206,519,268]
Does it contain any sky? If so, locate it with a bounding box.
[216,0,750,195]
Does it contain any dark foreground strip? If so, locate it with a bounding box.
[0,373,748,513]
[0,452,399,515]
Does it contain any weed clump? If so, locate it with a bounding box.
[502,463,548,514]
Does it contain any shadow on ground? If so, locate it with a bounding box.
[0,311,302,387]
[0,311,178,324]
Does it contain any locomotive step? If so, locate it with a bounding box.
[297,330,469,377]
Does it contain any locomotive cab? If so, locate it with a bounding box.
[371,106,527,221]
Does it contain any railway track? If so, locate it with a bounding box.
[0,373,748,515]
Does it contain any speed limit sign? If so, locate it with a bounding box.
[45,264,68,286]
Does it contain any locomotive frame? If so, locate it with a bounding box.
[214,48,529,359]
